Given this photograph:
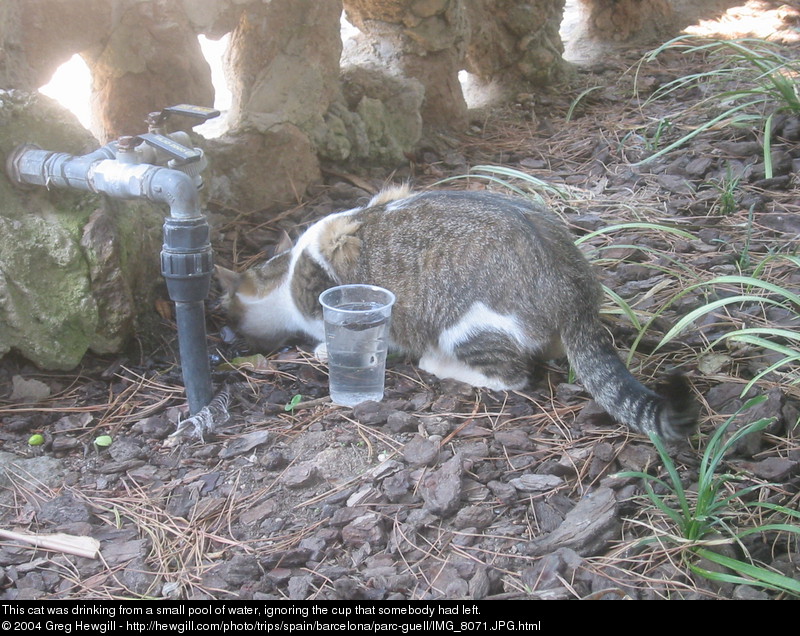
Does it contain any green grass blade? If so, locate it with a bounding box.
[656,296,787,350]
[468,165,574,199]
[763,113,774,179]
[736,523,800,539]
[613,469,689,528]
[689,274,800,306]
[644,482,688,529]
[711,419,773,472]
[694,548,800,595]
[747,502,800,520]
[751,253,800,278]
[588,243,700,278]
[737,352,800,396]
[710,327,800,347]
[574,222,696,244]
[566,86,604,122]
[602,285,643,331]
[689,561,770,589]
[727,335,800,359]
[648,431,693,523]
[435,173,533,200]
[710,330,800,393]
[632,100,763,166]
[698,396,767,480]
[644,68,738,104]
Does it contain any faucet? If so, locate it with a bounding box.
[5,104,220,415]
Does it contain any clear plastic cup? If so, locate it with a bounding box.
[319,284,395,407]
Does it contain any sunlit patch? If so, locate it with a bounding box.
[38,54,92,131]
[686,0,800,41]
[193,33,232,139]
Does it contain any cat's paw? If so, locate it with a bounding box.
[313,342,328,361]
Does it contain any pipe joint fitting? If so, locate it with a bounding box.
[161,217,213,303]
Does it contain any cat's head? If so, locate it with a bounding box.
[215,249,297,351]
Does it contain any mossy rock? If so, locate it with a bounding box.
[0,91,165,369]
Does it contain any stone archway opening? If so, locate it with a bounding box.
[195,33,233,139]
[38,54,94,135]
[37,34,235,142]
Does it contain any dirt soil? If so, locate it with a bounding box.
[1,7,799,600]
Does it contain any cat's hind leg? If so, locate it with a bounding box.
[453,330,534,389]
[419,330,536,391]
[423,302,546,389]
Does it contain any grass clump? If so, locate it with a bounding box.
[703,164,741,216]
[617,396,800,597]
[634,35,800,165]
[654,267,800,396]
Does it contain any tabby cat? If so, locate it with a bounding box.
[216,187,696,440]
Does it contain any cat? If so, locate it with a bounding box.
[216,186,697,440]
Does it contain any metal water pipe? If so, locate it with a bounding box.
[5,105,220,415]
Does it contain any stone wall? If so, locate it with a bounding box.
[579,0,672,41]
[464,0,567,98]
[2,0,214,142]
[577,0,747,43]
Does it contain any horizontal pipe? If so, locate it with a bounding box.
[6,143,115,192]
[7,144,201,220]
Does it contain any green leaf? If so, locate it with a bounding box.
[94,435,113,448]
[284,394,302,412]
[28,434,44,446]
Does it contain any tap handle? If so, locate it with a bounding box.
[138,133,201,164]
[163,104,221,121]
[146,105,221,134]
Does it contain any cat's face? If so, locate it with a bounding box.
[215,251,296,351]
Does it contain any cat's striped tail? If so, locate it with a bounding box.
[562,319,697,440]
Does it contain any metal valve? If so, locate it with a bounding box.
[138,132,202,165]
[123,104,220,188]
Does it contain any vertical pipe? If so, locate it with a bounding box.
[174,301,213,414]
[161,216,214,415]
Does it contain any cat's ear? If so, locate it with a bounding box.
[275,230,293,255]
[215,265,241,295]
[319,217,362,269]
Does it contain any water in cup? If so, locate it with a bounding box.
[319,286,395,407]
